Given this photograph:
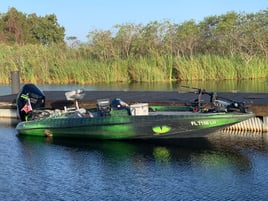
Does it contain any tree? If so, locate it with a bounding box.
[28,13,65,45]
[87,29,115,60]
[214,12,239,56]
[1,7,30,44]
[198,15,220,54]
[174,20,199,56]
[249,10,268,57]
[114,23,141,58]
[0,7,65,45]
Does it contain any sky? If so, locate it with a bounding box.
[1,0,268,42]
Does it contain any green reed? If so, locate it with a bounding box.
[0,44,267,84]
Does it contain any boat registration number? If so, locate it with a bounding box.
[191,120,217,126]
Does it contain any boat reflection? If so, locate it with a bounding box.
[17,131,268,173]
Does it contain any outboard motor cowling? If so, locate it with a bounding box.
[16,84,45,121]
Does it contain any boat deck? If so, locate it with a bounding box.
[0,90,268,116]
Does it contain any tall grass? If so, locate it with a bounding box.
[173,55,268,80]
[0,44,267,84]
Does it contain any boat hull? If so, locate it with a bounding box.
[16,112,254,139]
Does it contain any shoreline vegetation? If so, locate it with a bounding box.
[0,8,267,85]
[0,44,267,85]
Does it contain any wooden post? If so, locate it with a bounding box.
[10,71,20,94]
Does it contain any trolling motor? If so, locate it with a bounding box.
[182,86,248,113]
[211,93,248,113]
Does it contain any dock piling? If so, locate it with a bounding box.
[10,71,20,94]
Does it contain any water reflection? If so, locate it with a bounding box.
[17,131,268,173]
[1,78,267,96]
[0,118,18,127]
[1,129,268,200]
[208,130,268,152]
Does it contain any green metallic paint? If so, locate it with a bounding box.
[16,106,255,139]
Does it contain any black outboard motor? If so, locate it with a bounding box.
[16,84,45,121]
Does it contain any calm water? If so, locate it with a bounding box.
[0,79,267,95]
[0,126,268,200]
[1,81,268,200]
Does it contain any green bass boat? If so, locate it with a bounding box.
[15,84,254,139]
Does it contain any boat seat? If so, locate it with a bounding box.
[65,89,85,101]
[97,99,111,116]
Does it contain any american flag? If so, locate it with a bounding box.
[21,99,33,114]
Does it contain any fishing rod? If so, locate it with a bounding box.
[181,85,240,102]
[181,85,248,112]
